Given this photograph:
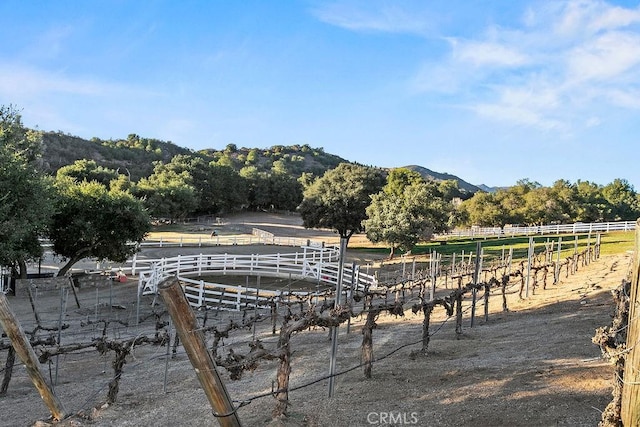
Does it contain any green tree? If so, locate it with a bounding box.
[494,180,539,226]
[575,180,607,222]
[49,178,150,276]
[150,155,247,214]
[268,173,303,211]
[438,179,465,202]
[48,179,151,275]
[0,105,52,278]
[522,187,565,225]
[384,168,423,196]
[56,159,119,187]
[207,163,248,213]
[0,104,43,162]
[134,163,198,222]
[602,179,639,221]
[364,178,450,258]
[240,166,272,210]
[548,180,578,223]
[459,192,504,227]
[298,163,385,240]
[246,149,259,165]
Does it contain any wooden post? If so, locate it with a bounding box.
[621,219,640,426]
[470,241,481,327]
[525,236,534,298]
[483,281,490,322]
[157,277,242,427]
[455,277,463,337]
[0,293,67,421]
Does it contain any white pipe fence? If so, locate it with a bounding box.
[136,246,378,312]
[138,228,324,248]
[444,221,636,238]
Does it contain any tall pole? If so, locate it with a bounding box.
[555,236,562,283]
[328,236,347,397]
[525,236,534,297]
[158,277,242,427]
[470,241,481,327]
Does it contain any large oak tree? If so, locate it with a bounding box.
[297,163,385,240]
[364,169,451,258]
[49,179,150,276]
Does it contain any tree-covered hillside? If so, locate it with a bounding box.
[40,133,348,182]
[41,132,193,181]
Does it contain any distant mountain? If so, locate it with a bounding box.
[402,165,482,194]
[477,184,503,193]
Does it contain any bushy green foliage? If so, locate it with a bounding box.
[364,168,452,257]
[0,105,52,277]
[298,163,385,239]
[41,131,194,180]
[458,178,640,227]
[49,178,150,276]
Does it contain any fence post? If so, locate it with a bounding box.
[199,280,205,307]
[620,219,640,425]
[157,277,242,427]
[0,293,67,421]
[555,236,562,284]
[470,241,481,327]
[525,237,534,297]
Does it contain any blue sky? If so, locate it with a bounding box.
[1,0,639,189]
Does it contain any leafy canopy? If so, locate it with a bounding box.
[0,105,52,276]
[49,178,150,276]
[298,163,385,239]
[364,168,451,258]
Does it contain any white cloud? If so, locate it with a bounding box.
[603,88,640,108]
[566,31,640,82]
[471,82,567,132]
[452,40,530,67]
[589,4,640,32]
[408,0,640,132]
[0,63,158,99]
[311,1,437,36]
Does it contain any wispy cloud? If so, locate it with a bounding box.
[310,0,438,36]
[566,31,640,82]
[416,0,640,131]
[451,40,530,68]
[0,62,165,138]
[315,1,640,132]
[0,63,159,99]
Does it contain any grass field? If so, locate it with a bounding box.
[348,230,635,262]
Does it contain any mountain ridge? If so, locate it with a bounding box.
[402,165,482,194]
[38,131,485,192]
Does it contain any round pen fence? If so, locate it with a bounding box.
[136,245,378,314]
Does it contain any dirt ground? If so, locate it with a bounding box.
[0,212,633,427]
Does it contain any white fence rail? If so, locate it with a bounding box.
[445,221,636,238]
[138,228,323,248]
[136,246,378,311]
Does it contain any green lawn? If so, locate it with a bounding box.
[349,231,635,263]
